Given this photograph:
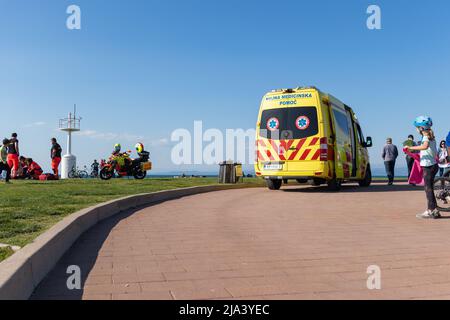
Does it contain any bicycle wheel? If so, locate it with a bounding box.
[434,177,450,212]
[68,170,76,179]
[79,171,89,179]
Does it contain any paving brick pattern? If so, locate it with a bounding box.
[32,183,450,300]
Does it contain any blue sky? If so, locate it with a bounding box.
[0,0,449,174]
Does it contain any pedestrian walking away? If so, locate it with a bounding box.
[0,139,11,183]
[382,137,398,185]
[405,116,440,219]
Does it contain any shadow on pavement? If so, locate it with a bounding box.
[282,183,424,193]
[30,208,140,300]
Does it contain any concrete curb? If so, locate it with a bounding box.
[0,184,253,300]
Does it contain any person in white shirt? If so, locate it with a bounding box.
[438,140,450,177]
[405,116,439,219]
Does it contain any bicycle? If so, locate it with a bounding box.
[434,176,450,212]
[90,169,99,178]
[68,166,89,179]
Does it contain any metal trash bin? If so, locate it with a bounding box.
[219,161,243,184]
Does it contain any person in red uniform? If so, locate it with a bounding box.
[18,156,29,179]
[26,158,43,180]
[7,133,20,178]
[50,138,62,176]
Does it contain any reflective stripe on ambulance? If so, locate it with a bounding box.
[257,137,322,162]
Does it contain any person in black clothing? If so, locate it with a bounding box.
[91,160,100,177]
[51,138,63,176]
[132,143,150,169]
[0,139,11,183]
[7,133,20,178]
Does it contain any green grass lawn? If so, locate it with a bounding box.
[0,177,264,262]
[0,247,14,261]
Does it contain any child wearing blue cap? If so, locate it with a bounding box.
[405,116,440,219]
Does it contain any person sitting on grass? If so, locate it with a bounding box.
[0,139,11,183]
[25,158,43,180]
[16,156,30,179]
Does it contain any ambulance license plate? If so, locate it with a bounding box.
[264,164,283,170]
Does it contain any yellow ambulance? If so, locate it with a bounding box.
[255,86,373,190]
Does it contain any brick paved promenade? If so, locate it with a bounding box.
[32,183,450,300]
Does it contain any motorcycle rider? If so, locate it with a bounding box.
[111,143,132,173]
[132,143,150,167]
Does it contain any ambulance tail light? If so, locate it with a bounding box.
[320,137,328,161]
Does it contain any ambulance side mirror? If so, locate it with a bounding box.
[364,137,373,148]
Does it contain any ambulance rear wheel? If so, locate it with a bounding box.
[267,179,282,190]
[327,178,342,191]
[359,165,372,187]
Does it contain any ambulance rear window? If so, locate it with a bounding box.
[259,107,318,140]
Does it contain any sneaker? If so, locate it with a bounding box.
[431,209,442,219]
[416,210,433,219]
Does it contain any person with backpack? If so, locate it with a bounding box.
[0,139,11,183]
[404,116,440,219]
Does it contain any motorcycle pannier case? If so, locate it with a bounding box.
[141,162,152,171]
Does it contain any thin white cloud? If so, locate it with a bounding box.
[77,129,144,142]
[150,138,170,147]
[23,121,47,128]
[75,129,171,149]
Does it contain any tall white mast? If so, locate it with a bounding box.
[59,105,81,179]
